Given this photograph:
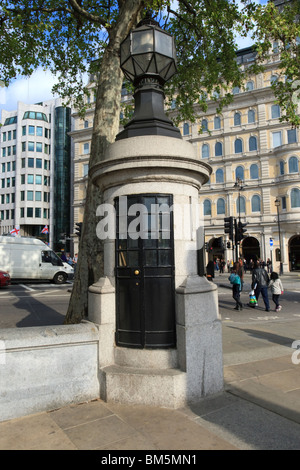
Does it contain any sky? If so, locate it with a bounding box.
[0,0,268,120]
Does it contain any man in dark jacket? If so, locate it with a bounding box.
[252,260,270,311]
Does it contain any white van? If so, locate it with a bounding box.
[0,236,74,284]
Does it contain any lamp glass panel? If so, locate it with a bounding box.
[120,36,131,64]
[132,30,154,54]
[133,53,154,74]
[155,53,169,73]
[122,57,135,79]
[155,30,173,58]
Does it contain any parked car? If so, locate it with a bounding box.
[0,270,11,287]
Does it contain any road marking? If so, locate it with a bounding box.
[19,284,35,292]
[250,316,280,321]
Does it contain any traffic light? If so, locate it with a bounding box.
[224,216,234,241]
[75,222,82,239]
[216,236,224,249]
[227,241,231,249]
[236,220,247,242]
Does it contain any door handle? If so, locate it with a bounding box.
[134,269,140,275]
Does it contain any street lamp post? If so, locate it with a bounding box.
[234,177,244,261]
[275,197,283,275]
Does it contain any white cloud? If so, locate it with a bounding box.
[0,68,59,116]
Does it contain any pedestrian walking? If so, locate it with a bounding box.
[252,260,270,311]
[238,257,244,291]
[206,260,215,281]
[269,271,284,312]
[229,262,243,310]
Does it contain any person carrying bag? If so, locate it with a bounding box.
[229,262,243,311]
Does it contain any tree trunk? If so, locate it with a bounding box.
[65,0,144,324]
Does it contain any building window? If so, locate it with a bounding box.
[28,141,34,151]
[282,196,287,209]
[248,109,255,123]
[201,144,210,159]
[27,191,34,201]
[20,208,24,218]
[36,142,42,152]
[215,142,223,157]
[35,191,42,201]
[84,120,89,128]
[217,198,225,214]
[251,195,261,212]
[201,119,208,132]
[83,142,90,154]
[273,42,279,53]
[271,104,280,119]
[291,188,300,208]
[22,126,26,136]
[234,112,241,126]
[236,195,246,214]
[83,164,89,177]
[28,158,34,168]
[235,138,243,154]
[183,123,190,135]
[36,126,43,136]
[246,81,254,91]
[279,160,285,175]
[27,174,34,184]
[232,86,240,95]
[36,175,42,184]
[216,168,224,183]
[287,129,297,144]
[250,164,259,179]
[270,74,278,84]
[289,156,299,173]
[28,125,35,135]
[214,116,221,130]
[203,199,211,216]
[249,136,257,151]
[235,166,244,180]
[35,208,41,218]
[36,158,42,169]
[27,207,33,217]
[272,131,282,148]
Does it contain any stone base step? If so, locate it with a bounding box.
[101,364,187,408]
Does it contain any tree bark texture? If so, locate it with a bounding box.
[65,0,145,323]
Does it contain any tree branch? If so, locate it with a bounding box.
[67,0,107,26]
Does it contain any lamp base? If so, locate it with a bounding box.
[116,86,181,141]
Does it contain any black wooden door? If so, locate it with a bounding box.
[115,195,175,348]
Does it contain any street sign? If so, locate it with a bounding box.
[270,239,273,246]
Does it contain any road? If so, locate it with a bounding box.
[0,276,300,370]
[0,281,72,328]
[216,273,300,366]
